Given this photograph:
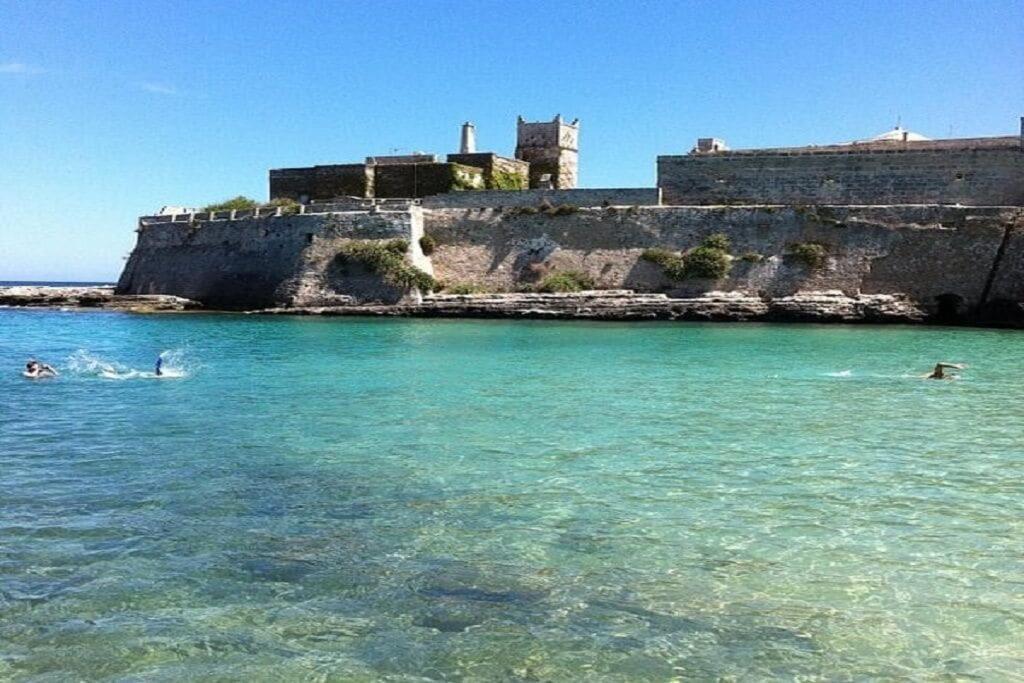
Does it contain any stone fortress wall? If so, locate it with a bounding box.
[119,203,1024,322]
[118,114,1024,324]
[659,133,1024,206]
[119,210,421,310]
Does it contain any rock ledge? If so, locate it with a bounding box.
[254,289,925,323]
[0,286,200,312]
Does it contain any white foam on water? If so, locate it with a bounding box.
[66,348,194,380]
[826,370,853,377]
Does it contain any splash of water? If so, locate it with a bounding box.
[826,370,853,377]
[66,349,193,380]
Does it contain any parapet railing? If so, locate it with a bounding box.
[139,197,421,226]
[661,136,1023,159]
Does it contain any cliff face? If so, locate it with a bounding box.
[117,204,1024,324]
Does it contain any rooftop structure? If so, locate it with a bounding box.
[515,115,579,189]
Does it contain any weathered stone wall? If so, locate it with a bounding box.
[515,117,579,189]
[658,143,1024,206]
[269,164,373,201]
[420,188,661,209]
[117,204,1024,323]
[423,205,1023,315]
[117,211,415,309]
[374,162,484,199]
[446,153,529,190]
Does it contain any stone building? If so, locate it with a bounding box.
[269,120,535,202]
[515,115,579,189]
[658,120,1024,206]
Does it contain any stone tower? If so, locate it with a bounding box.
[460,122,476,154]
[515,115,579,189]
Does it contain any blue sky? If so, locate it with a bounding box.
[1,0,1021,281]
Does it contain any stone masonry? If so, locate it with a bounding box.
[515,115,579,189]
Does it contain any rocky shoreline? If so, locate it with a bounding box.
[254,290,929,324]
[0,286,200,312]
[8,285,1020,326]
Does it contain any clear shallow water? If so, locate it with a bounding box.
[1,310,1023,681]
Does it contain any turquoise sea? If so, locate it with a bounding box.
[2,309,1023,680]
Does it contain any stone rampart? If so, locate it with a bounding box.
[420,188,661,209]
[422,205,1023,319]
[118,210,416,309]
[658,143,1024,206]
[118,204,1024,324]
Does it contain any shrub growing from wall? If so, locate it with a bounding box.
[338,239,435,291]
[487,170,528,190]
[641,234,733,280]
[788,242,828,269]
[204,196,259,212]
[536,271,595,293]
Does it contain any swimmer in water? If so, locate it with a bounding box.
[155,355,163,377]
[24,359,58,378]
[923,362,966,379]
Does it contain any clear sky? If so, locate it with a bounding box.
[1,0,1021,281]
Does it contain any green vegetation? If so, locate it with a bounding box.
[640,234,733,280]
[740,252,764,263]
[204,196,259,212]
[451,167,484,192]
[267,197,301,214]
[641,248,687,280]
[701,233,731,252]
[788,242,828,269]
[508,206,539,216]
[682,246,731,279]
[544,204,579,216]
[419,234,436,256]
[536,270,595,293]
[444,282,491,295]
[487,170,527,190]
[338,239,435,291]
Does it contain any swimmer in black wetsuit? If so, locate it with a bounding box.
[155,356,163,377]
[24,360,58,378]
[924,362,965,379]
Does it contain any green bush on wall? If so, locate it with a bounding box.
[681,246,730,279]
[203,196,259,212]
[487,170,528,190]
[419,234,436,256]
[267,197,301,214]
[701,233,731,252]
[444,282,491,295]
[535,271,595,293]
[339,239,435,291]
[788,242,828,269]
[640,233,733,281]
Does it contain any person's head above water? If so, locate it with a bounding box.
[26,360,38,370]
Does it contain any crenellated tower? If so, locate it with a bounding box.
[515,115,579,189]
